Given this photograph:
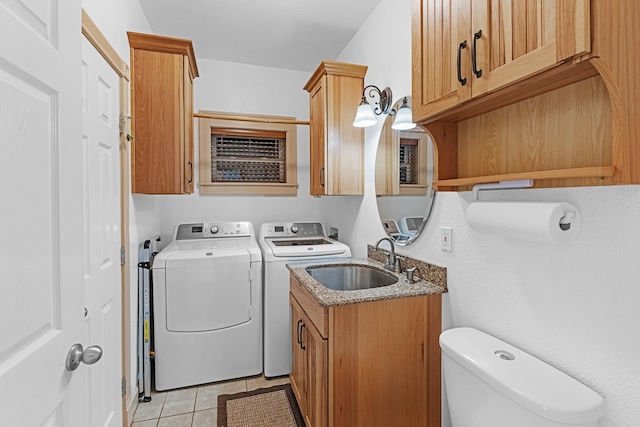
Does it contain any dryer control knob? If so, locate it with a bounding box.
[291,226,299,233]
[210,226,219,234]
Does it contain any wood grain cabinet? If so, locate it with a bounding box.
[412,0,590,121]
[304,61,367,196]
[289,275,442,427]
[411,1,640,190]
[127,32,199,194]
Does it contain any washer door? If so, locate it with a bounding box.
[164,249,251,332]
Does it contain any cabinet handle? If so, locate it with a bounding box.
[320,167,325,187]
[300,323,306,350]
[188,161,193,183]
[296,319,302,346]
[457,40,467,86]
[472,30,483,78]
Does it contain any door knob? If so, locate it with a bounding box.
[65,343,103,371]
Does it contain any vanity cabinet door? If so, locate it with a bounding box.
[290,296,306,414]
[290,292,328,427]
[304,319,328,427]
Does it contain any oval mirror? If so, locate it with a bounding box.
[375,96,435,245]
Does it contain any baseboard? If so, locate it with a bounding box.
[126,387,139,426]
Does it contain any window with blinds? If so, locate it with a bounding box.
[210,129,286,183]
[198,111,298,195]
[399,138,419,185]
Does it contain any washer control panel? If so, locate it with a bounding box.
[261,222,325,238]
[174,222,253,240]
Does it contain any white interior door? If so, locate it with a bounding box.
[0,1,87,426]
[81,36,123,427]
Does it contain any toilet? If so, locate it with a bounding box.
[440,327,605,427]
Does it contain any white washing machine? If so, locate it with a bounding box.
[259,222,351,377]
[152,221,262,391]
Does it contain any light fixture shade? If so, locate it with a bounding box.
[391,104,416,130]
[353,100,377,127]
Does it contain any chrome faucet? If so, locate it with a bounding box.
[375,237,403,273]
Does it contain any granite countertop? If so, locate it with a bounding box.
[286,258,446,307]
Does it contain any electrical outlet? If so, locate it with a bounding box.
[441,227,452,252]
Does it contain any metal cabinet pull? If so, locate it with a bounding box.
[457,40,467,85]
[319,167,325,187]
[472,30,483,78]
[296,319,302,346]
[300,323,306,350]
[188,161,193,183]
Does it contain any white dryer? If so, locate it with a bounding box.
[259,222,351,377]
[152,222,262,391]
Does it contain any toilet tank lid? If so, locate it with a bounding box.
[440,327,605,424]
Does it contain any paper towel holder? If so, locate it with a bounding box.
[559,212,576,230]
[472,180,534,201]
[471,180,577,231]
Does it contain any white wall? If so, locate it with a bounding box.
[335,0,640,425]
[154,59,330,243]
[83,0,640,425]
[81,0,158,408]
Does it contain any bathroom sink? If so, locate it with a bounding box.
[305,265,397,291]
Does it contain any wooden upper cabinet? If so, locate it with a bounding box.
[304,61,367,196]
[412,0,590,123]
[128,32,199,194]
[412,0,463,120]
[470,0,590,97]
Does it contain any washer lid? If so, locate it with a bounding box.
[440,327,605,424]
[265,238,350,257]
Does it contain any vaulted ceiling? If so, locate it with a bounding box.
[139,0,384,72]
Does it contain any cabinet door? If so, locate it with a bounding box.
[183,57,194,194]
[470,0,590,96]
[412,0,468,121]
[309,82,327,196]
[304,318,328,427]
[290,297,306,413]
[131,49,185,194]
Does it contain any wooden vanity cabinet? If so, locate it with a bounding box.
[289,275,442,427]
[412,0,590,121]
[304,61,367,196]
[128,32,199,194]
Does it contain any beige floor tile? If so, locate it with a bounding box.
[133,392,167,422]
[192,409,217,427]
[161,387,197,417]
[157,413,193,427]
[246,374,290,391]
[132,420,158,427]
[195,378,247,411]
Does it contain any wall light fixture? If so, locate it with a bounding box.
[353,87,416,130]
[391,97,416,130]
[352,85,394,128]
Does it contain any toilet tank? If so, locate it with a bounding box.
[440,327,605,427]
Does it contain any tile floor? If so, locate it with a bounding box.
[132,374,290,427]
